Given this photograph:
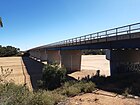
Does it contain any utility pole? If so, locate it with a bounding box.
[0,17,3,27]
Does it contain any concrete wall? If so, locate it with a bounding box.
[110,49,140,75]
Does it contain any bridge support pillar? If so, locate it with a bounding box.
[46,50,61,64]
[29,50,41,60]
[40,49,48,61]
[60,50,81,72]
[109,49,140,75]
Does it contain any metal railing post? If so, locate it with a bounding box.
[129,25,131,39]
[116,28,118,40]
[97,33,99,42]
[106,31,108,42]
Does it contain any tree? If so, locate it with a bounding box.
[0,17,3,27]
[82,49,106,55]
[0,45,20,57]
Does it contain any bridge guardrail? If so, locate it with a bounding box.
[33,22,140,50]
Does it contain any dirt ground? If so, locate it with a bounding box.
[68,55,140,105]
[67,90,140,105]
[81,55,110,76]
[67,70,140,105]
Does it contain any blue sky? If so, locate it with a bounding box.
[0,0,140,50]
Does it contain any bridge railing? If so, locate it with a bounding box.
[46,22,140,48]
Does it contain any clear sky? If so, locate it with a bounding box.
[0,0,140,50]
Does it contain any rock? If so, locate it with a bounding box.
[134,96,139,99]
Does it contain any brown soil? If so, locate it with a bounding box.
[68,55,140,105]
[67,70,140,105]
[67,90,140,105]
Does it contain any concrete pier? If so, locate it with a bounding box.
[40,49,48,61]
[29,50,82,72]
[60,50,82,72]
[46,50,61,64]
[110,49,140,75]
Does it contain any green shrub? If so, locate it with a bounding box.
[29,90,65,105]
[0,83,65,105]
[64,86,81,97]
[56,81,96,97]
[81,81,96,93]
[42,63,67,90]
[0,65,65,105]
[0,83,31,105]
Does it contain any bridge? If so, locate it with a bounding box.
[28,23,140,75]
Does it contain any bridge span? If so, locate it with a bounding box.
[28,23,140,75]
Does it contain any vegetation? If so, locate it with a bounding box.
[0,83,65,105]
[0,45,20,57]
[0,63,97,105]
[40,63,67,90]
[0,66,13,83]
[0,66,64,105]
[82,49,106,55]
[55,81,96,97]
[38,63,96,97]
[82,72,140,97]
[1,62,140,104]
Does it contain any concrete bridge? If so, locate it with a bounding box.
[28,23,140,75]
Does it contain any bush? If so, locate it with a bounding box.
[0,83,31,105]
[42,63,67,90]
[29,90,65,105]
[0,83,64,105]
[56,81,96,97]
